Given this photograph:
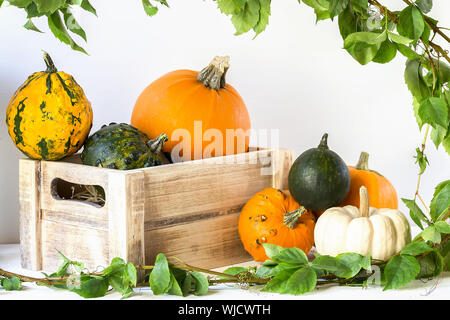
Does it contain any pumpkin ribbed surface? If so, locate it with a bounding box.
[6,53,92,160]
[81,123,169,170]
[131,56,251,161]
[340,152,398,209]
[238,188,316,262]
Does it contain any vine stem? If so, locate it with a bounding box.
[414,124,430,204]
[368,0,450,63]
[401,0,450,43]
[0,269,65,286]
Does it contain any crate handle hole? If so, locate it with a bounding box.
[51,178,106,208]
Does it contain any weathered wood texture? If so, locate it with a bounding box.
[19,148,294,274]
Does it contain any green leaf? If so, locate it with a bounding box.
[440,241,450,271]
[8,0,32,8]
[414,147,429,174]
[430,125,447,149]
[388,32,413,45]
[142,0,158,16]
[372,39,397,64]
[350,0,368,14]
[435,221,450,234]
[167,272,183,296]
[217,0,246,15]
[415,0,432,14]
[261,269,296,293]
[0,0,4,7]
[47,10,87,54]
[262,243,284,260]
[401,198,428,229]
[253,0,271,37]
[421,22,431,45]
[404,59,429,101]
[154,0,169,7]
[126,263,137,286]
[430,180,450,221]
[79,0,96,16]
[418,97,448,128]
[312,255,353,278]
[25,2,45,18]
[149,253,171,295]
[283,266,317,295]
[420,225,441,243]
[181,274,193,296]
[302,0,330,22]
[268,262,303,276]
[190,271,209,296]
[397,6,425,41]
[23,18,43,32]
[222,266,248,277]
[344,31,387,47]
[383,254,420,290]
[271,247,309,265]
[413,97,425,129]
[344,31,385,65]
[401,241,433,256]
[338,4,357,40]
[328,0,349,20]
[32,0,66,14]
[361,253,372,270]
[397,43,422,59]
[417,250,443,278]
[71,277,109,298]
[61,8,87,41]
[231,0,260,35]
[1,277,22,291]
[336,253,364,278]
[255,265,275,278]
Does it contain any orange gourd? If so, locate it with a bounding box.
[131,56,251,161]
[238,188,316,262]
[340,151,398,209]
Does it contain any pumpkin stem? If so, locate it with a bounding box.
[147,133,168,154]
[42,51,57,73]
[318,133,329,149]
[359,186,370,218]
[356,151,370,170]
[283,207,306,229]
[197,56,230,90]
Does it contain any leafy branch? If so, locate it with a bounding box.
[2,217,450,298]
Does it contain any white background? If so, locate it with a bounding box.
[0,0,449,243]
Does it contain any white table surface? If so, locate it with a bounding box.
[1,244,449,300]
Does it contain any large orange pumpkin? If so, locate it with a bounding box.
[238,188,316,262]
[340,151,398,209]
[131,56,251,161]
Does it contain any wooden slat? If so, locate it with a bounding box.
[141,149,274,222]
[39,160,110,220]
[272,148,295,190]
[145,213,252,269]
[40,219,109,271]
[107,171,145,267]
[19,159,42,270]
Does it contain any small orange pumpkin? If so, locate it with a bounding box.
[131,56,251,161]
[340,151,398,209]
[238,188,316,262]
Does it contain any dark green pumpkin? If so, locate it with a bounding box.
[288,133,350,211]
[81,123,169,170]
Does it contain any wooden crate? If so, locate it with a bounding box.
[19,147,294,273]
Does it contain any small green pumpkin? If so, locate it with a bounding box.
[81,123,169,170]
[288,133,350,211]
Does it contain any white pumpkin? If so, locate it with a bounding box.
[314,186,411,261]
